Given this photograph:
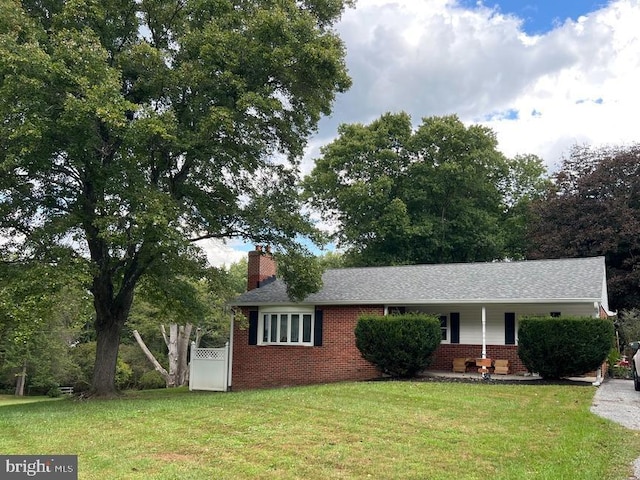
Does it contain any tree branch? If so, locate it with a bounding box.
[161,324,169,349]
[132,330,170,385]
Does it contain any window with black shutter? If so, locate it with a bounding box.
[313,310,323,346]
[505,312,516,345]
[450,312,460,344]
[248,310,259,345]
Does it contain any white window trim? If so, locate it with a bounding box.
[439,314,449,344]
[384,306,450,344]
[258,307,315,346]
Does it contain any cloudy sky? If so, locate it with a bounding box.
[205,0,640,267]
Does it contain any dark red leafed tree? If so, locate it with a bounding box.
[527,144,640,310]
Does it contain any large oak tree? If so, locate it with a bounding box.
[0,0,352,395]
[304,113,549,266]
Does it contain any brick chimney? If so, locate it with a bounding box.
[247,245,277,291]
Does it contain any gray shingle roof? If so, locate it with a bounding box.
[232,256,607,306]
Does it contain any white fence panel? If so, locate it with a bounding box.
[189,342,229,392]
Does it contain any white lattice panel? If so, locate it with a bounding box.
[193,348,225,361]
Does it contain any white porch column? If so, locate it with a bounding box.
[228,315,234,390]
[481,306,487,359]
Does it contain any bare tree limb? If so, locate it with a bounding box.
[132,330,171,386]
[161,324,169,349]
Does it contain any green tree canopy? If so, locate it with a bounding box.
[0,0,352,395]
[303,113,549,266]
[0,261,92,394]
[526,144,640,310]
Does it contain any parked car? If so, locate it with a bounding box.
[632,342,640,391]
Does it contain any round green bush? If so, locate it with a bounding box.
[518,316,614,379]
[355,313,442,378]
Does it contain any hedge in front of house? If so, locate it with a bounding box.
[355,313,442,378]
[518,315,614,379]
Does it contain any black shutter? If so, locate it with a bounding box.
[450,312,460,344]
[505,312,516,345]
[313,309,323,346]
[248,310,258,345]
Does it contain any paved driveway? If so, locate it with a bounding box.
[590,379,640,479]
[591,378,640,430]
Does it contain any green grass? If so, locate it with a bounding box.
[1,381,639,479]
[0,394,62,407]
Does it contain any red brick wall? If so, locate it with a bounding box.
[231,305,384,390]
[247,248,277,291]
[431,344,527,374]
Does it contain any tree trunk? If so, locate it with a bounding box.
[167,324,178,387]
[82,171,143,397]
[177,324,192,385]
[14,360,27,396]
[165,323,193,387]
[90,274,135,397]
[92,316,125,396]
[137,324,193,388]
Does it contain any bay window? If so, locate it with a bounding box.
[259,309,315,345]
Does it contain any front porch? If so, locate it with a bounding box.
[431,343,527,374]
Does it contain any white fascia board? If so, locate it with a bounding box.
[600,266,616,315]
[258,305,315,313]
[232,301,316,308]
[234,298,600,307]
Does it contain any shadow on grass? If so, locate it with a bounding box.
[368,374,596,387]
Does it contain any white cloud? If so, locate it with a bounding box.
[196,238,249,268]
[481,1,640,166]
[308,0,640,172]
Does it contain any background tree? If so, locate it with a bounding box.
[317,251,346,269]
[615,309,640,356]
[527,144,640,310]
[0,0,352,395]
[0,262,91,395]
[304,113,549,266]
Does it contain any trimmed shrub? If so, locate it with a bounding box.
[518,316,614,379]
[355,313,441,377]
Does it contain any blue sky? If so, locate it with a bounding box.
[458,0,606,34]
[205,0,640,266]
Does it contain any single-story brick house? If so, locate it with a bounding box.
[230,248,612,390]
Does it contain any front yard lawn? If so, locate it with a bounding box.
[0,381,638,479]
[0,394,62,407]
